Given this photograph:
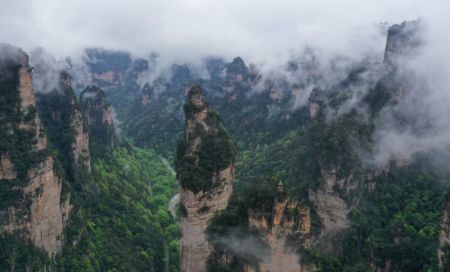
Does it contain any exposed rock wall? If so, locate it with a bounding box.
[80,85,116,149]
[308,167,351,253]
[0,46,71,256]
[180,166,234,272]
[179,86,235,272]
[384,20,423,67]
[438,200,450,267]
[36,72,92,173]
[2,157,72,256]
[245,196,313,272]
[62,72,91,171]
[309,102,320,119]
[0,154,17,180]
[25,156,72,255]
[17,53,48,151]
[71,106,91,171]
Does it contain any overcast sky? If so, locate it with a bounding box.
[1,0,448,63]
[2,0,450,167]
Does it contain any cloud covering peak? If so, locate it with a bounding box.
[1,0,448,64]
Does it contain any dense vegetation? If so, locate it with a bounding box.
[1,56,180,271]
[3,31,450,271]
[203,60,449,270]
[0,234,51,271]
[58,147,179,272]
[0,50,59,271]
[80,86,117,155]
[175,91,235,193]
[205,177,278,272]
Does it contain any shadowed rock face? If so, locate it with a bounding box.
[438,201,450,268]
[59,72,91,171]
[0,45,71,256]
[384,20,423,68]
[178,86,235,272]
[245,195,313,272]
[0,154,16,180]
[80,85,116,151]
[80,86,114,128]
[36,71,91,173]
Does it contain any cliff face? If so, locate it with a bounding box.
[308,167,352,252]
[71,104,91,171]
[84,48,149,89]
[384,20,423,67]
[62,73,91,171]
[438,200,450,268]
[245,190,313,272]
[37,71,91,173]
[80,85,116,152]
[379,19,423,106]
[0,154,17,179]
[0,45,71,256]
[177,86,235,272]
[17,53,48,151]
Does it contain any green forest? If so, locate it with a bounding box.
[2,17,450,271]
[58,147,179,272]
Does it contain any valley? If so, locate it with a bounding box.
[1,16,450,272]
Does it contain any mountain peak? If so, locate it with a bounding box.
[384,19,423,65]
[226,56,249,75]
[186,85,206,109]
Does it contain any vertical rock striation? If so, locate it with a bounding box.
[37,71,91,173]
[438,200,450,268]
[0,45,71,256]
[383,20,423,67]
[80,85,116,154]
[245,188,313,272]
[61,72,91,171]
[177,86,235,272]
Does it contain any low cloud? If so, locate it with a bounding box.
[1,0,444,65]
[368,16,450,167]
[2,0,450,171]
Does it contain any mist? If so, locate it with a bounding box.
[1,0,446,64]
[2,0,450,169]
[371,17,450,167]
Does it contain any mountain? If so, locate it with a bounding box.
[0,45,179,271]
[36,71,91,183]
[79,85,117,154]
[175,20,447,271]
[1,19,450,272]
[0,44,72,268]
[176,86,235,271]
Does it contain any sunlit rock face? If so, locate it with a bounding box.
[178,86,235,272]
[245,192,313,272]
[0,45,71,256]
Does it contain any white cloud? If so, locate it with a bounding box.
[1,0,448,64]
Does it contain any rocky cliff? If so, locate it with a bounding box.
[176,86,235,272]
[309,167,353,251]
[37,71,91,173]
[0,45,71,256]
[80,85,116,153]
[245,182,313,272]
[384,20,423,67]
[438,200,450,268]
[84,48,149,89]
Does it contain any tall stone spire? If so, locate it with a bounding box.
[176,85,235,272]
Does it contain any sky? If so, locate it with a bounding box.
[1,0,448,64]
[2,0,450,167]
